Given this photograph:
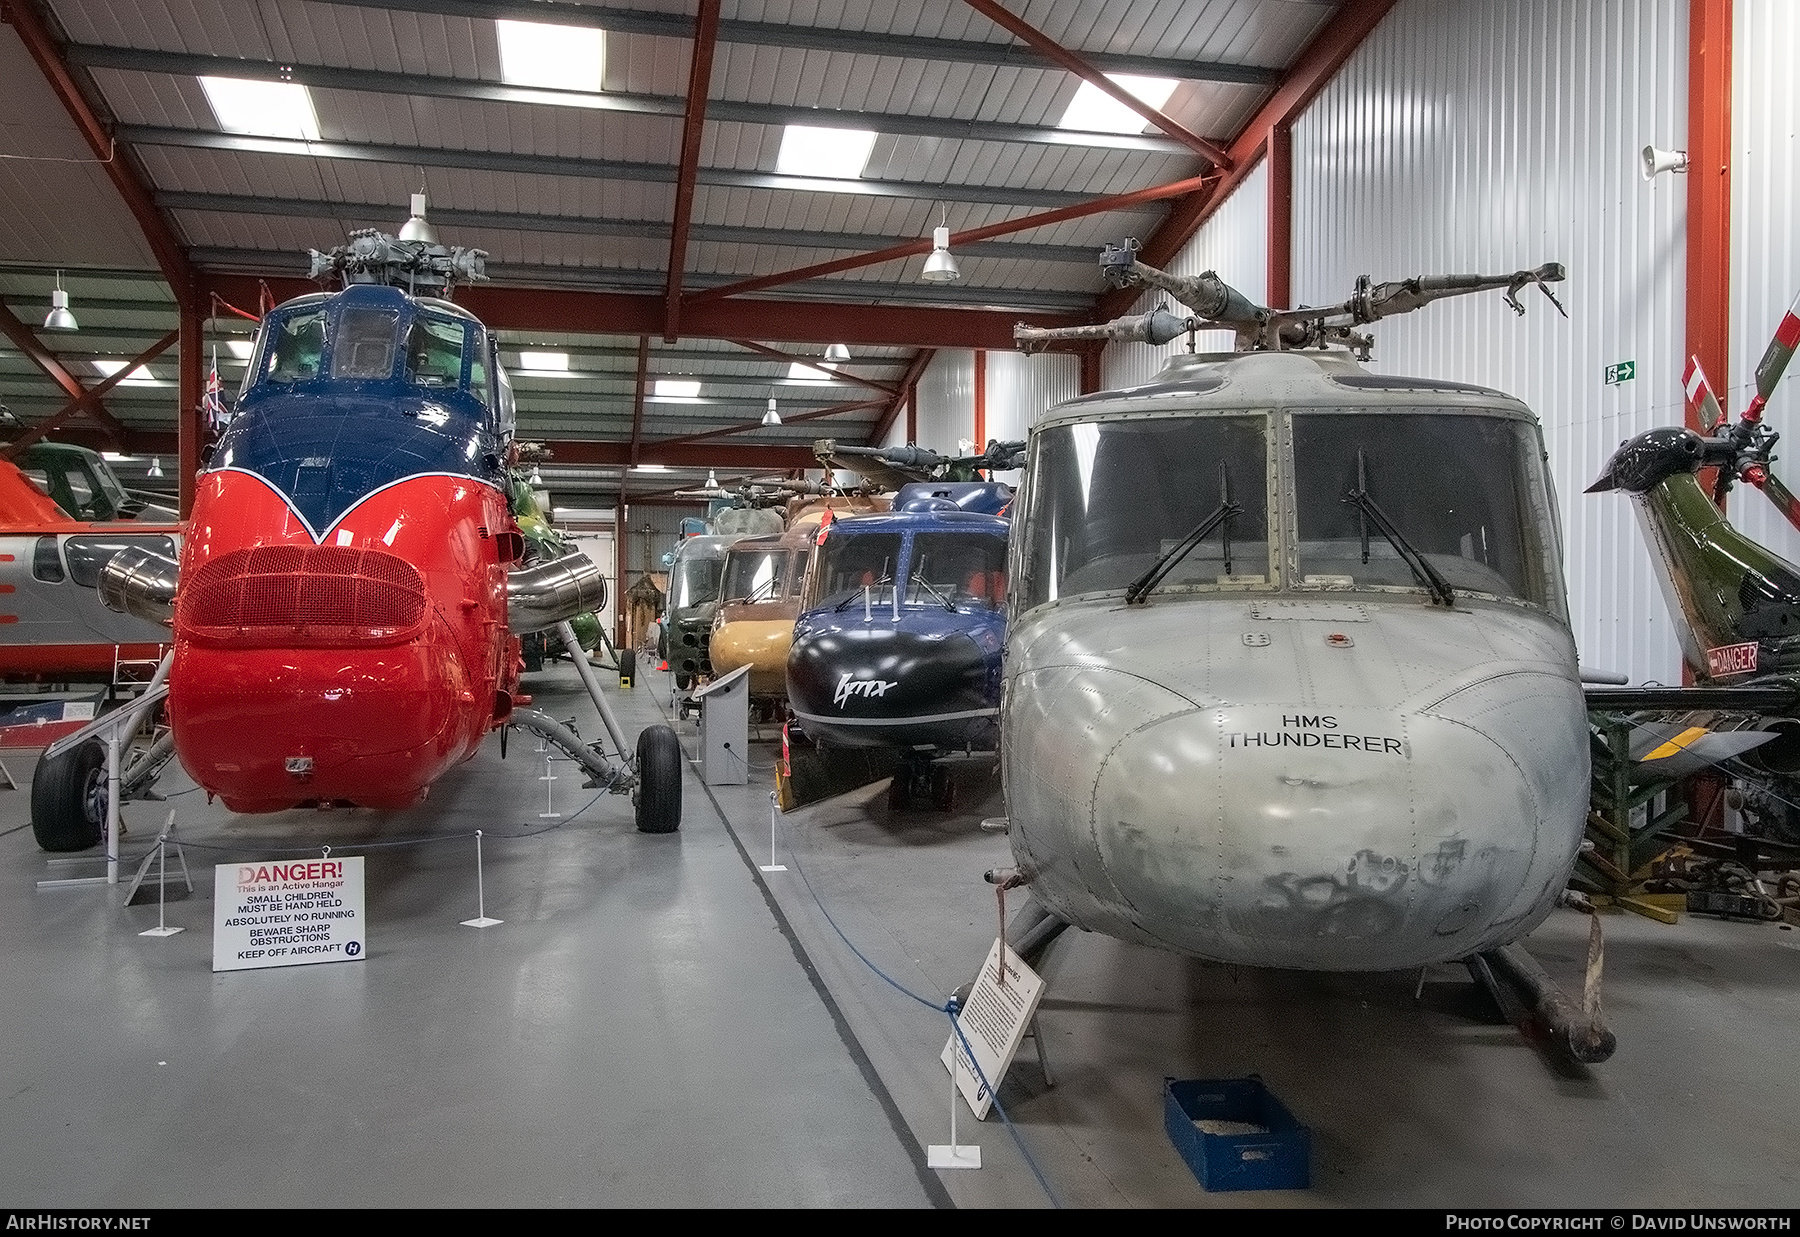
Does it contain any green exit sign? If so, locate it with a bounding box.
[1604,360,1636,385]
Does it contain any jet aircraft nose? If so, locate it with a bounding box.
[1006,664,1587,971]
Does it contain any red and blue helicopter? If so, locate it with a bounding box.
[32,223,680,848]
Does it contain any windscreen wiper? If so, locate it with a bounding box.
[1343,449,1455,607]
[908,559,958,611]
[1126,463,1241,605]
[834,559,893,611]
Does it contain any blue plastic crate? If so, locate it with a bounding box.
[1163,1076,1311,1192]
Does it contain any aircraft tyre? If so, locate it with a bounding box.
[521,636,544,673]
[619,648,637,687]
[31,737,106,852]
[675,671,694,691]
[634,725,682,833]
[886,772,911,810]
[931,765,957,811]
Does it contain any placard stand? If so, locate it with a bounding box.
[759,790,786,873]
[460,829,502,928]
[929,1013,982,1170]
[128,810,190,937]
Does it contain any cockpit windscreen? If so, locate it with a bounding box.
[722,548,791,604]
[813,533,903,608]
[671,555,726,610]
[1021,416,1269,607]
[1291,412,1559,608]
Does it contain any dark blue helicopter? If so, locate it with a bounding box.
[785,480,1011,809]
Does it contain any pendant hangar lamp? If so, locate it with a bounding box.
[762,397,782,427]
[43,271,77,331]
[146,456,165,479]
[921,205,960,283]
[397,192,437,243]
[824,343,852,363]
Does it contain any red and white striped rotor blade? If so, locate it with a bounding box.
[1749,466,1800,536]
[1683,355,1726,432]
[1747,288,1800,423]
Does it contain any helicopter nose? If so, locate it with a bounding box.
[1010,668,1586,971]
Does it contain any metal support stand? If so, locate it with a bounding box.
[132,811,189,937]
[460,829,502,928]
[1025,1013,1054,1087]
[759,790,786,873]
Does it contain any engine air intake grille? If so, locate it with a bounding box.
[183,545,429,647]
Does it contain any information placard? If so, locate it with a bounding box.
[212,857,367,972]
[940,938,1045,1120]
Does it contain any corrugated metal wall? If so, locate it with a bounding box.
[904,348,1080,454]
[1099,158,1270,389]
[1291,0,1688,685]
[1729,0,1800,563]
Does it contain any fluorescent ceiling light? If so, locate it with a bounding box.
[199,76,321,140]
[101,452,134,462]
[517,350,570,371]
[787,361,838,384]
[92,359,159,386]
[776,125,878,179]
[225,339,255,359]
[496,19,605,93]
[631,464,671,473]
[653,379,702,399]
[1057,74,1180,135]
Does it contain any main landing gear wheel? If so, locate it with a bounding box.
[618,647,637,688]
[931,765,957,811]
[633,724,682,834]
[30,737,106,852]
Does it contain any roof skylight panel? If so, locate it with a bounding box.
[198,77,321,140]
[1057,75,1180,135]
[496,19,606,93]
[776,126,879,179]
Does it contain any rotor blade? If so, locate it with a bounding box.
[1750,466,1800,536]
[1683,355,1726,432]
[1746,287,1800,423]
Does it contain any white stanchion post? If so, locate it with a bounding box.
[929,1020,982,1169]
[539,754,561,819]
[105,727,121,886]
[461,829,502,928]
[758,790,786,873]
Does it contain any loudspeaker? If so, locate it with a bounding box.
[1641,145,1689,180]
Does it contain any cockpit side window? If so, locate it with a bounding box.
[265,309,327,384]
[331,306,401,380]
[468,326,491,408]
[405,315,468,389]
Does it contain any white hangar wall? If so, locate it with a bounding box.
[1728,0,1800,563]
[1098,158,1270,390]
[1290,0,1690,686]
[893,349,1080,458]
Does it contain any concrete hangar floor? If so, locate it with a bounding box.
[2,659,1797,1209]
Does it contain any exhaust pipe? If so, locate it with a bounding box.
[507,552,607,635]
[98,544,180,625]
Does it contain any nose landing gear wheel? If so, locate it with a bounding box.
[633,724,682,833]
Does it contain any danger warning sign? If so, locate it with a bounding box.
[212,857,367,973]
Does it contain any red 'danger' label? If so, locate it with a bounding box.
[1706,641,1759,677]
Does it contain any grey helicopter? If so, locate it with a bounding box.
[994,242,1613,1061]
